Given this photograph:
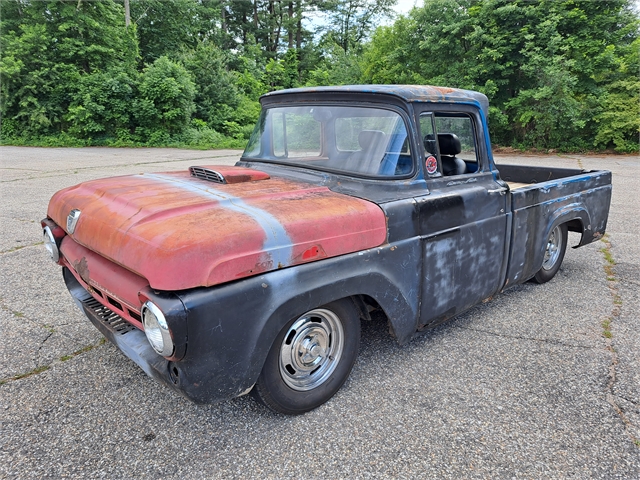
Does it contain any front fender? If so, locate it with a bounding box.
[175,238,422,403]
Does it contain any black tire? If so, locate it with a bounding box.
[251,298,361,415]
[532,223,568,284]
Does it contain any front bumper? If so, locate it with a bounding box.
[63,268,194,401]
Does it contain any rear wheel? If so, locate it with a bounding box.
[251,299,360,415]
[533,223,568,284]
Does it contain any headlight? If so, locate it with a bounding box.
[142,301,174,357]
[43,226,60,262]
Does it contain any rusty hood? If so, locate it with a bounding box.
[47,165,388,290]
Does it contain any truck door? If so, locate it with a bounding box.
[415,111,509,329]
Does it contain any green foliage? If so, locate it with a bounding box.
[307,43,363,86]
[131,0,203,63]
[0,0,138,140]
[594,77,640,153]
[321,0,397,53]
[363,0,639,152]
[593,38,640,153]
[65,69,139,139]
[1,0,637,152]
[178,42,240,132]
[135,56,196,136]
[265,49,300,89]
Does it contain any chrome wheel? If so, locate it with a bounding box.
[279,308,344,391]
[533,223,568,284]
[542,224,563,270]
[252,299,360,414]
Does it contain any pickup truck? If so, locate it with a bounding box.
[42,85,612,414]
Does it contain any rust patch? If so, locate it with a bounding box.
[74,257,90,285]
[236,260,273,278]
[430,86,456,94]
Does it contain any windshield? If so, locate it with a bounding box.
[243,105,412,177]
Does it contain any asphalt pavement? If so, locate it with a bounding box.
[0,146,638,478]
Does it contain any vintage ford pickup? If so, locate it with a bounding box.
[42,85,612,414]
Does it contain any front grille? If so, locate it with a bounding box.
[82,297,137,336]
[189,166,226,184]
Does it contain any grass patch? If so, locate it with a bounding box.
[1,241,44,254]
[1,338,106,385]
[1,128,248,150]
[599,237,618,340]
[601,317,612,338]
[9,365,51,382]
[59,338,106,362]
[600,247,616,265]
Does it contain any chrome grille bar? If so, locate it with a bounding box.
[189,166,226,184]
[82,297,137,336]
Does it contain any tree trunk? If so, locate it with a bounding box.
[288,1,294,49]
[296,1,302,50]
[242,11,247,44]
[124,0,131,27]
[221,1,226,34]
[273,1,283,52]
[253,0,259,29]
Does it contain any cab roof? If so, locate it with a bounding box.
[262,84,490,117]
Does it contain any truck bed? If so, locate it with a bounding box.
[496,164,612,288]
[498,164,594,186]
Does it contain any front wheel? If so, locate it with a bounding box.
[251,299,360,415]
[532,223,568,284]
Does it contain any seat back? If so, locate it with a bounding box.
[438,133,466,176]
[342,130,388,174]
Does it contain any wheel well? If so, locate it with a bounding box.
[350,294,396,338]
[565,218,583,233]
[564,218,585,246]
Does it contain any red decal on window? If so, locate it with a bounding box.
[426,156,438,175]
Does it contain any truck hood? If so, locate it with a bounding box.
[48,165,388,290]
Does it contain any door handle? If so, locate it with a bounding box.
[487,187,508,194]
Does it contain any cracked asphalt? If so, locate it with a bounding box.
[1,146,638,478]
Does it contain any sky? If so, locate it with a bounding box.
[396,0,419,15]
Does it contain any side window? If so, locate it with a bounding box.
[434,114,478,175]
[419,113,440,177]
[419,112,479,176]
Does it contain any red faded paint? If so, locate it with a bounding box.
[60,238,147,328]
[48,166,388,291]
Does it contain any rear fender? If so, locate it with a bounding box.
[528,204,589,277]
[546,203,590,249]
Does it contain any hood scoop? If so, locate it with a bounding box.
[189,165,270,185]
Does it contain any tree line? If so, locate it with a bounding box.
[1,0,638,152]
